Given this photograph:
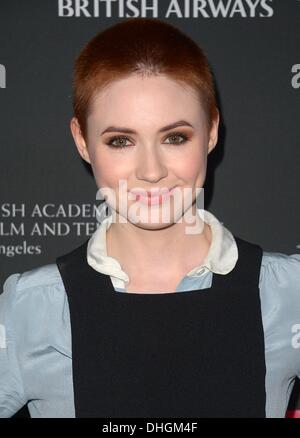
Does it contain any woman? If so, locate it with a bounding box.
[0,17,299,418]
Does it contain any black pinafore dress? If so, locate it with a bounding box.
[56,236,266,418]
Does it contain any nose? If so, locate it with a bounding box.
[135,144,168,183]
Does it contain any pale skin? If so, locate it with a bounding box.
[70,74,220,293]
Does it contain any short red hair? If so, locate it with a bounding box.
[72,18,219,141]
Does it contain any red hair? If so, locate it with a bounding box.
[72,18,219,141]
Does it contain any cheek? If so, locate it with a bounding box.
[89,150,132,188]
[174,148,207,180]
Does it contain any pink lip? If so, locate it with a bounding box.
[130,186,176,205]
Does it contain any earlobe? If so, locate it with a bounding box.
[70,117,91,164]
[208,141,217,154]
[208,111,220,154]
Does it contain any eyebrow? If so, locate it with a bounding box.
[100,120,194,136]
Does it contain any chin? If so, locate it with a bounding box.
[129,220,177,231]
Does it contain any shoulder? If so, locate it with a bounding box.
[1,262,66,305]
[260,251,300,298]
[261,250,300,274]
[259,251,300,315]
[260,252,300,349]
[1,263,67,337]
[3,262,62,292]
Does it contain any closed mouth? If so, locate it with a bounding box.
[130,186,176,198]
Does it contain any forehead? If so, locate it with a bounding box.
[88,74,206,130]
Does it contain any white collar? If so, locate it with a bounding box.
[87,207,238,287]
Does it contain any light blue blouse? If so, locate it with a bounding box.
[0,251,300,418]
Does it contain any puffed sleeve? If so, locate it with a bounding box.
[260,252,300,379]
[0,274,27,417]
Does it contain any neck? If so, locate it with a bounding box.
[106,204,212,275]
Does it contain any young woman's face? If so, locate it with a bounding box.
[71,74,219,230]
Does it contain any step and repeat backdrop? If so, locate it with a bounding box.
[0,0,299,418]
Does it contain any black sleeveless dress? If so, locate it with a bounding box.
[56,235,265,418]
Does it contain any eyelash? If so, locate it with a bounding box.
[105,132,190,149]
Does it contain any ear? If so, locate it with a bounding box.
[70,117,91,164]
[207,109,220,154]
